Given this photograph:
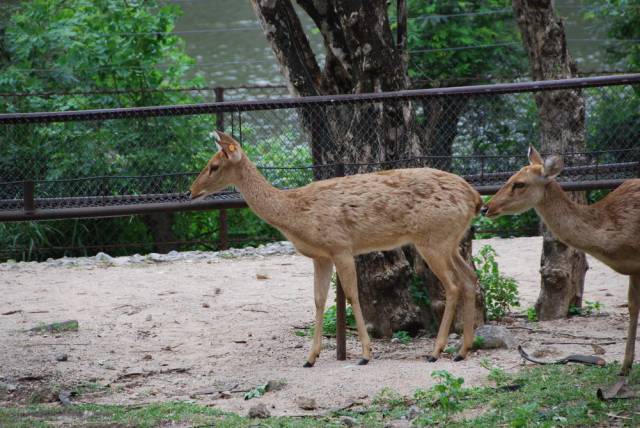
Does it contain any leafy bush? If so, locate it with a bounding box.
[569,300,604,317]
[408,274,431,307]
[392,330,411,344]
[415,370,466,420]
[473,244,520,320]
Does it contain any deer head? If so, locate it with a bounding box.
[190,131,244,200]
[483,146,564,218]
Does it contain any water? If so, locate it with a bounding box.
[170,0,611,89]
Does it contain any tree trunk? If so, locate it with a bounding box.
[142,212,178,254]
[252,0,483,336]
[513,0,588,320]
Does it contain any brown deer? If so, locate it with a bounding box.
[190,131,482,367]
[484,146,640,375]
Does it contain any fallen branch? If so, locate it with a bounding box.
[518,345,606,366]
[1,310,23,315]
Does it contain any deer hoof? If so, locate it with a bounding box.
[357,358,369,366]
[303,361,314,368]
[453,354,466,362]
[426,356,438,363]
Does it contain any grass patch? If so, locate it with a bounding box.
[1,365,639,427]
[29,320,79,334]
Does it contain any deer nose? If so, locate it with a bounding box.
[480,205,489,216]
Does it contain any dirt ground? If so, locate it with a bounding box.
[0,237,632,416]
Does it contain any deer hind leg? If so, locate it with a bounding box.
[453,253,478,361]
[304,257,333,368]
[621,274,640,376]
[415,243,461,362]
[333,253,372,365]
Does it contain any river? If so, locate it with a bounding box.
[169,0,609,89]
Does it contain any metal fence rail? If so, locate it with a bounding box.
[1,74,639,259]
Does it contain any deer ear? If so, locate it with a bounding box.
[528,145,543,166]
[542,155,563,179]
[215,131,242,163]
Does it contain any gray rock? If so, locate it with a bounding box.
[339,415,358,426]
[95,252,114,264]
[296,396,317,410]
[248,403,270,418]
[406,405,421,420]
[55,353,68,362]
[265,379,286,392]
[474,324,516,349]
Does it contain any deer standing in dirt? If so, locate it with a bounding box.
[483,146,640,375]
[190,131,482,366]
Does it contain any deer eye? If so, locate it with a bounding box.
[512,182,526,190]
[208,164,219,176]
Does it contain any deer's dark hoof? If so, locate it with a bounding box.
[426,356,438,363]
[453,354,466,362]
[357,358,369,366]
[303,361,314,368]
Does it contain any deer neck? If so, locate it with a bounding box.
[534,180,598,251]
[233,158,292,229]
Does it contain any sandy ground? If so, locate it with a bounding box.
[0,237,632,416]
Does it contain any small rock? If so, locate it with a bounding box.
[266,379,286,392]
[248,403,270,418]
[0,382,17,392]
[473,325,516,349]
[55,353,68,362]
[58,389,72,406]
[142,354,153,361]
[340,416,357,426]
[296,396,317,410]
[145,314,153,321]
[202,302,210,308]
[219,391,232,399]
[95,252,114,264]
[390,337,400,344]
[256,274,269,280]
[591,343,606,355]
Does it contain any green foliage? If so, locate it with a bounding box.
[586,1,640,71]
[372,387,406,408]
[473,206,539,238]
[392,330,411,344]
[414,370,466,422]
[472,335,485,350]
[569,300,604,317]
[319,304,356,337]
[243,383,267,401]
[398,1,526,85]
[473,245,520,320]
[408,274,431,307]
[525,306,538,322]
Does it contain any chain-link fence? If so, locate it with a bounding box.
[1,75,639,261]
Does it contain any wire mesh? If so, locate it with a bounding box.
[0,76,639,260]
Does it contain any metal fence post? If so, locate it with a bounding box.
[215,87,229,250]
[23,180,35,214]
[334,163,347,361]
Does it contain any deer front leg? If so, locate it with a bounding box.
[621,274,640,376]
[333,254,372,365]
[304,257,333,368]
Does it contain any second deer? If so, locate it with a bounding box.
[484,146,640,375]
[191,131,482,366]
